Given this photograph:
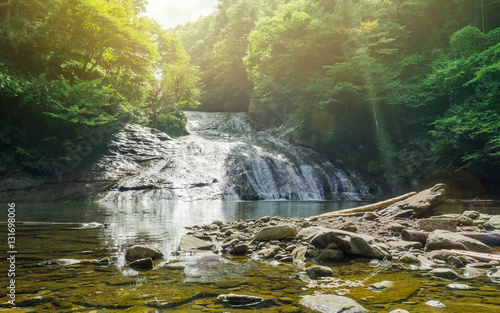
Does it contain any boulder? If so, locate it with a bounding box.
[231,244,249,255]
[298,227,391,259]
[399,253,420,264]
[252,225,297,241]
[125,245,164,261]
[425,230,493,253]
[463,210,480,219]
[306,265,334,278]
[379,183,450,219]
[128,257,154,269]
[418,218,457,232]
[307,249,344,262]
[300,295,369,313]
[178,235,214,251]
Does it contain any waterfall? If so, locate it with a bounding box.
[98,112,380,201]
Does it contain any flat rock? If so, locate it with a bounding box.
[418,218,457,232]
[178,235,214,250]
[217,294,265,307]
[425,230,493,253]
[125,245,164,261]
[252,225,298,241]
[389,310,410,313]
[300,295,369,313]
[298,227,391,259]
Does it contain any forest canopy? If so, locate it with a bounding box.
[0,0,200,174]
[177,0,500,193]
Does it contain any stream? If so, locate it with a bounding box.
[1,201,499,312]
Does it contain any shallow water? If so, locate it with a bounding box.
[1,201,499,312]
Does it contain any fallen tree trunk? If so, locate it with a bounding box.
[442,249,500,262]
[402,229,500,246]
[315,191,417,218]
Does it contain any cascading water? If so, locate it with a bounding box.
[98,112,380,201]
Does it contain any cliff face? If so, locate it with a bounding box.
[0,112,381,203]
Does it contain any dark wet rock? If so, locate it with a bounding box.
[418,218,457,232]
[216,293,265,308]
[98,257,112,265]
[389,240,423,250]
[298,226,391,259]
[305,265,334,278]
[401,229,428,245]
[178,235,214,251]
[252,225,297,242]
[231,244,249,255]
[125,245,164,261]
[300,295,369,313]
[425,230,493,253]
[128,257,154,269]
[306,249,344,262]
[399,253,420,264]
[429,268,460,280]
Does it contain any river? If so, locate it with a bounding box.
[1,201,500,312]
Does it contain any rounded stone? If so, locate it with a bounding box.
[305,265,334,278]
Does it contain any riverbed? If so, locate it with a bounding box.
[1,201,499,312]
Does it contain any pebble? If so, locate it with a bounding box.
[426,300,446,308]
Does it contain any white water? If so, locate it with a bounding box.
[100,112,379,202]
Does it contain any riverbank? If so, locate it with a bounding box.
[162,184,500,312]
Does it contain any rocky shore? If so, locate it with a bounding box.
[122,183,500,312]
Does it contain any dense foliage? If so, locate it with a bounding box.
[178,0,500,193]
[0,0,200,175]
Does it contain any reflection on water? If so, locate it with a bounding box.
[2,201,500,312]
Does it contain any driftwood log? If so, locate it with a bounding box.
[315,192,417,218]
[316,183,449,219]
